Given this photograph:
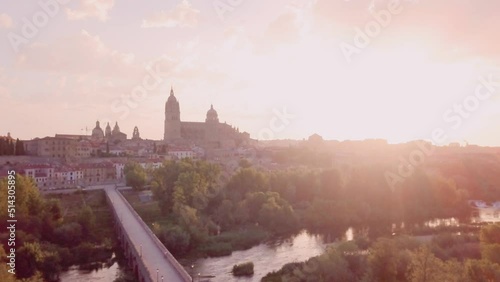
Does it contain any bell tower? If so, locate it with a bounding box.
[164,86,181,141]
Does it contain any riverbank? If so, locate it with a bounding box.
[122,190,277,259]
[181,230,331,281]
[45,190,135,282]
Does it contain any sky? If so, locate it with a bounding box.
[1,0,500,145]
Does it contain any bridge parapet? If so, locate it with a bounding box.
[105,191,154,282]
[112,189,193,281]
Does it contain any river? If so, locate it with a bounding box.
[182,230,336,282]
[57,210,497,282]
[182,212,498,282]
[59,253,127,282]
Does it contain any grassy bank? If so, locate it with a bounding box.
[122,190,271,259]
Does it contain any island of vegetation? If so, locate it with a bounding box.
[232,262,254,277]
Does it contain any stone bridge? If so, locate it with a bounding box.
[105,186,192,282]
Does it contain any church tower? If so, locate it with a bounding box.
[105,122,111,139]
[164,87,181,141]
[131,126,141,141]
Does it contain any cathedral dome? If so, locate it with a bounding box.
[91,121,104,139]
[206,104,219,123]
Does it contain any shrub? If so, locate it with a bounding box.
[232,262,254,277]
[200,242,232,257]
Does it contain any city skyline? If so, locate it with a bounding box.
[1,0,500,145]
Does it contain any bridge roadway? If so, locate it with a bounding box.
[105,186,192,282]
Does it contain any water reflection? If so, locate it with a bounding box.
[183,230,330,282]
[59,254,125,282]
[183,213,497,282]
[425,218,460,228]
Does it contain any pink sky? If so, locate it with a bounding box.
[1,0,500,145]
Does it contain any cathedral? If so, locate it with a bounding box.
[91,121,128,143]
[164,87,250,148]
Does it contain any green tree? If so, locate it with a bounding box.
[481,244,500,264]
[304,199,351,231]
[124,162,147,190]
[160,225,191,256]
[407,246,444,282]
[174,171,209,210]
[368,238,399,282]
[256,193,298,233]
[480,223,500,244]
[0,175,42,219]
[213,199,234,229]
[16,242,44,279]
[152,159,220,215]
[53,222,83,246]
[0,139,5,155]
[15,138,25,155]
[8,139,15,155]
[480,223,500,264]
[238,158,252,169]
[38,246,62,281]
[465,259,500,282]
[77,205,96,237]
[226,168,268,202]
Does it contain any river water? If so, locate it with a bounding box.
[58,211,498,282]
[59,253,126,282]
[182,230,333,282]
[182,212,498,282]
[59,265,121,282]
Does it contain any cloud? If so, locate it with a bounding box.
[313,0,500,61]
[253,8,305,54]
[0,67,11,99]
[66,0,115,21]
[0,13,13,29]
[15,29,137,77]
[266,10,302,44]
[141,0,200,28]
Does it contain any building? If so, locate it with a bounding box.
[163,87,251,148]
[80,162,116,185]
[91,121,128,144]
[167,147,195,159]
[24,136,100,159]
[132,126,142,141]
[34,137,77,159]
[22,164,54,189]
